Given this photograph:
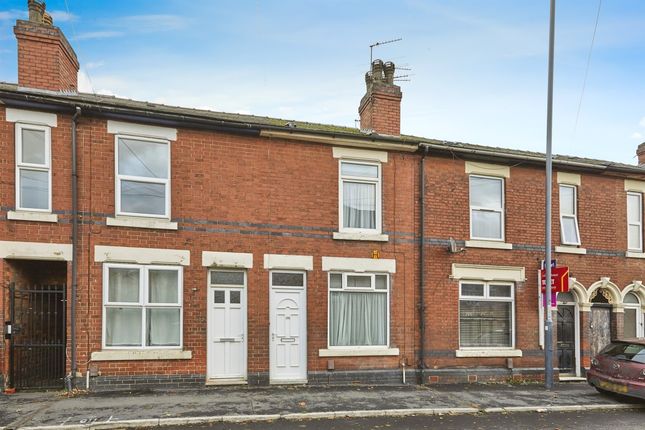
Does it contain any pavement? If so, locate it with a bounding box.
[1,382,643,430]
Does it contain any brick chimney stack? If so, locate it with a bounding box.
[358,59,402,136]
[14,0,79,92]
[637,143,645,166]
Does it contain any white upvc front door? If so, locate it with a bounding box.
[269,271,307,384]
[207,271,247,383]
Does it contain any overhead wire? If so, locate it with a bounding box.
[573,0,602,139]
[63,0,99,95]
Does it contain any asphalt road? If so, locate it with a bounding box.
[150,409,645,430]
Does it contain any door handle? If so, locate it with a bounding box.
[219,337,236,342]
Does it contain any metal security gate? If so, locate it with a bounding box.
[556,305,575,374]
[8,283,66,389]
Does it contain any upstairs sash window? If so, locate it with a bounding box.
[340,161,381,232]
[470,175,504,241]
[559,185,581,245]
[627,192,643,252]
[116,136,170,218]
[16,124,51,211]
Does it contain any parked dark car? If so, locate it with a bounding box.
[587,339,645,400]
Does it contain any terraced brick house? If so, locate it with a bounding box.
[1,1,644,391]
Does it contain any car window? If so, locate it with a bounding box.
[600,342,645,363]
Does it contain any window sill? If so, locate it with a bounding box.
[333,232,389,242]
[455,349,522,358]
[7,211,57,223]
[555,245,586,255]
[465,240,512,250]
[106,216,178,230]
[626,251,645,259]
[318,347,399,357]
[91,349,192,361]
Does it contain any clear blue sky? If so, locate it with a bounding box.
[1,1,644,164]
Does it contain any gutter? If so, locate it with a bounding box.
[421,142,608,171]
[259,130,417,152]
[70,106,81,386]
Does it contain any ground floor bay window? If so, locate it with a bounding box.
[459,281,514,349]
[103,264,183,348]
[328,272,389,348]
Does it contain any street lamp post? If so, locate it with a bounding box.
[544,0,556,390]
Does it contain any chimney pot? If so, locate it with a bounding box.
[637,142,645,166]
[371,59,384,82]
[28,0,46,23]
[383,61,395,84]
[43,12,53,26]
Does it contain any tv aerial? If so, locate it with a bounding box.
[369,38,402,65]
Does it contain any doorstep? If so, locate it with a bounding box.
[559,376,586,382]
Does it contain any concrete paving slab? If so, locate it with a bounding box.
[0,382,642,430]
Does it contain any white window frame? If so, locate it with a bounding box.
[458,281,515,349]
[627,192,643,252]
[338,160,382,234]
[15,123,52,212]
[469,175,505,241]
[102,263,183,350]
[559,184,581,246]
[624,293,644,338]
[115,134,171,219]
[327,272,390,350]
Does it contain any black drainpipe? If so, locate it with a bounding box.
[70,106,81,387]
[419,144,428,383]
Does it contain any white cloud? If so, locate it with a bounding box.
[77,69,117,96]
[0,10,26,21]
[0,9,75,23]
[118,14,187,32]
[85,61,105,70]
[49,10,77,23]
[73,14,186,41]
[74,31,123,41]
[632,132,644,140]
[77,69,94,93]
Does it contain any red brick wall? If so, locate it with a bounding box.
[61,117,419,378]
[1,106,75,386]
[2,104,645,386]
[421,155,645,377]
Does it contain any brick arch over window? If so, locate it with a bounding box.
[567,278,589,304]
[587,278,621,305]
[622,282,645,305]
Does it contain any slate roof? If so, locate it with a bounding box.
[0,82,643,174]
